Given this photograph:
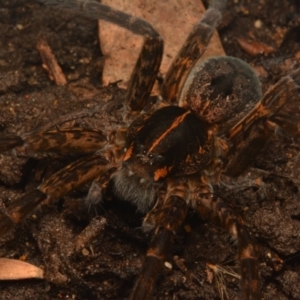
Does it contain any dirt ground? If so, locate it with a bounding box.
[0,0,300,299]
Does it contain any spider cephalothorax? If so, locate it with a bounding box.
[114,105,215,213]
[126,107,213,179]
[0,1,300,300]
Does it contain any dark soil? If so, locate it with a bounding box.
[0,0,300,299]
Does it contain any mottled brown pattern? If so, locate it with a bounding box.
[0,155,113,236]
[0,0,300,299]
[161,6,224,104]
[223,68,300,177]
[226,68,300,143]
[133,195,188,300]
[19,128,108,155]
[125,35,164,111]
[39,154,113,199]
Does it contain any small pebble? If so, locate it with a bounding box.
[254,20,262,28]
[164,261,172,269]
[16,24,24,30]
[81,248,90,256]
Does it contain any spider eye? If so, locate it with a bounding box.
[157,155,164,162]
[137,144,147,155]
[148,153,153,159]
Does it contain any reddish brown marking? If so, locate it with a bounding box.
[240,245,256,260]
[10,212,24,223]
[227,102,270,140]
[123,144,133,161]
[185,155,192,163]
[154,167,169,181]
[146,248,164,260]
[149,111,190,152]
[198,146,203,154]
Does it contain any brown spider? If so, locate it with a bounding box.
[0,0,300,299]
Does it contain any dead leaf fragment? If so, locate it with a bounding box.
[0,258,44,280]
[99,0,225,94]
[237,38,275,56]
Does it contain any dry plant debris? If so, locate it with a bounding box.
[0,258,44,280]
[99,0,225,93]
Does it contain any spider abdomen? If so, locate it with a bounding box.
[179,56,262,133]
[123,106,214,182]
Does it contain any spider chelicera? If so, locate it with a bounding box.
[0,0,300,299]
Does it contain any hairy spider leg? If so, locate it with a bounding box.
[223,68,300,177]
[161,0,227,104]
[0,154,114,236]
[131,179,188,300]
[0,128,108,156]
[1,1,280,299]
[227,68,300,142]
[41,0,164,112]
[268,69,300,137]
[194,193,260,300]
